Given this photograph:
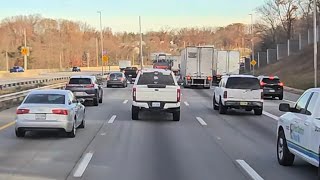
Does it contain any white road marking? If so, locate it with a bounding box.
[236,160,264,180]
[123,100,128,104]
[108,115,117,124]
[262,111,279,121]
[73,152,94,177]
[283,99,295,104]
[100,133,106,136]
[196,117,207,126]
[184,101,190,106]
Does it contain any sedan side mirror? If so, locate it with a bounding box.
[279,103,290,112]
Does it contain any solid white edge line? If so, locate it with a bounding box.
[236,160,264,180]
[196,117,207,126]
[184,101,190,106]
[123,100,128,104]
[283,99,295,104]
[262,111,279,121]
[73,152,94,177]
[108,115,117,124]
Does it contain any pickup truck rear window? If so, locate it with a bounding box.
[69,78,92,84]
[262,78,280,84]
[137,72,175,86]
[226,77,260,90]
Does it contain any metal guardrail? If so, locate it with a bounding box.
[0,83,66,111]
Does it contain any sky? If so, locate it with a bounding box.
[0,0,265,32]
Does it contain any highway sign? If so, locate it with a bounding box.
[21,47,29,56]
[250,60,257,66]
[103,55,108,62]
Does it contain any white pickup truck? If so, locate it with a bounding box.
[132,69,181,121]
[277,88,320,175]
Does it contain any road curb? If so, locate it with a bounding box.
[284,86,304,95]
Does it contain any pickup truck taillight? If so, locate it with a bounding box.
[261,92,264,99]
[133,87,136,101]
[223,91,228,99]
[177,88,181,102]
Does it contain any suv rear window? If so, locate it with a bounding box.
[137,72,175,85]
[24,94,65,104]
[69,78,92,84]
[226,77,260,90]
[109,73,123,79]
[262,78,280,84]
[125,67,138,71]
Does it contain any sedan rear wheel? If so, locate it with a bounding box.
[15,129,25,138]
[66,123,76,138]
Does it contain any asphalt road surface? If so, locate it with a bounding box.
[0,85,317,180]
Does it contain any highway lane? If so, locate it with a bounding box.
[0,85,316,180]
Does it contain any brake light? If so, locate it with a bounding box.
[52,109,68,115]
[223,91,228,99]
[16,108,30,114]
[278,82,284,86]
[186,76,191,80]
[177,88,181,102]
[207,76,212,81]
[85,84,94,88]
[133,87,136,101]
[270,76,275,80]
[260,82,267,86]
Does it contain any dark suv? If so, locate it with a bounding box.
[258,76,284,100]
[65,76,103,106]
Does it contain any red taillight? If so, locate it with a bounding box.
[186,76,191,80]
[260,82,267,86]
[207,76,212,81]
[223,91,228,99]
[177,88,181,102]
[278,82,284,86]
[85,84,94,88]
[133,87,136,101]
[16,108,30,114]
[52,109,68,115]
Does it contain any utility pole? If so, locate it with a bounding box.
[5,51,9,71]
[24,28,27,70]
[98,11,104,75]
[139,16,143,70]
[59,52,62,70]
[314,0,318,87]
[249,14,255,75]
[96,38,99,67]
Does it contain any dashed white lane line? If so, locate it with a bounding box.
[100,132,106,136]
[262,111,279,121]
[236,160,264,180]
[184,101,190,106]
[283,99,295,104]
[123,100,128,104]
[73,152,94,177]
[196,117,207,126]
[108,115,117,124]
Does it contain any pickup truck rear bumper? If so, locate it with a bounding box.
[224,101,263,109]
[133,101,180,112]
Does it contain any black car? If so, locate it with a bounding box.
[10,66,24,73]
[258,76,284,100]
[72,67,81,72]
[124,67,138,83]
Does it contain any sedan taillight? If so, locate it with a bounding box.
[177,88,181,102]
[133,87,136,101]
[52,109,68,115]
[16,108,30,114]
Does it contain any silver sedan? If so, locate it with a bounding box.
[15,89,85,138]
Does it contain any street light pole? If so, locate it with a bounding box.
[98,11,104,75]
[314,0,318,87]
[139,16,143,70]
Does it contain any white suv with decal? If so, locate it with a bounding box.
[277,88,320,173]
[213,75,263,115]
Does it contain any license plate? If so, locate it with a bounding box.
[74,92,86,96]
[240,102,248,106]
[152,102,161,107]
[269,90,275,92]
[35,114,46,120]
[113,79,117,81]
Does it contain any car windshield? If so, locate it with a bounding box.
[137,72,175,85]
[226,77,260,90]
[69,78,92,84]
[24,94,65,104]
[262,78,280,84]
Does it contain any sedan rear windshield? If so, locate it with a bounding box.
[137,72,175,86]
[24,94,65,104]
[69,78,92,84]
[226,77,260,90]
[262,78,280,84]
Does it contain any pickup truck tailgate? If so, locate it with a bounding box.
[136,85,177,102]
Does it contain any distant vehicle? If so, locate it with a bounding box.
[212,50,240,84]
[65,76,103,106]
[15,89,85,138]
[277,88,320,174]
[124,67,138,83]
[132,69,181,121]
[180,46,213,88]
[107,72,127,88]
[119,60,131,71]
[72,67,81,72]
[213,75,263,115]
[10,66,24,73]
[258,76,284,100]
[169,55,181,74]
